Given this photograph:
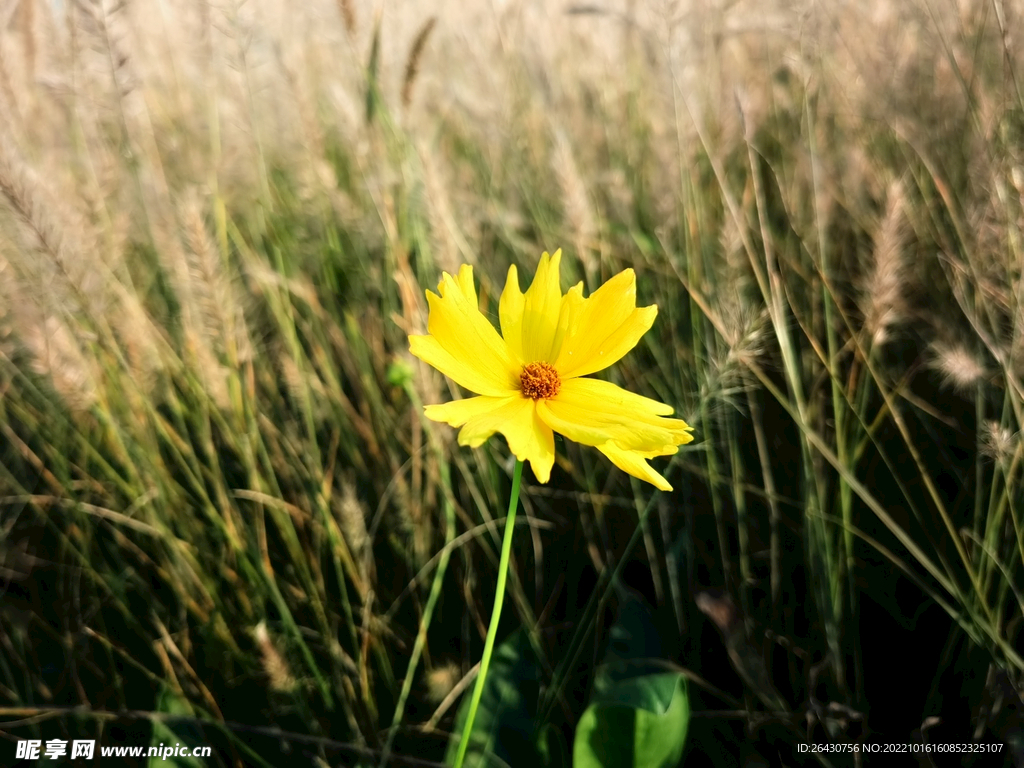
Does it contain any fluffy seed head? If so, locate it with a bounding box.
[862,180,908,346]
[425,661,461,704]
[980,421,1017,464]
[253,622,296,693]
[932,343,987,393]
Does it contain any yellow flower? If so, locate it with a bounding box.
[409,250,694,490]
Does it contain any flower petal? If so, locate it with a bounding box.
[537,398,680,451]
[442,264,479,305]
[537,378,693,451]
[548,282,584,363]
[554,269,658,378]
[500,250,565,364]
[457,397,555,483]
[410,335,513,397]
[536,378,693,490]
[418,270,522,395]
[424,395,517,426]
[521,250,565,362]
[499,265,526,361]
[554,377,678,417]
[597,441,675,491]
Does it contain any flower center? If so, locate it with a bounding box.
[520,362,561,400]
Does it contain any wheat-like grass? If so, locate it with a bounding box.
[862,179,908,346]
[401,17,436,110]
[336,0,356,37]
[253,621,297,693]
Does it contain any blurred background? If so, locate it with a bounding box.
[0,0,1022,765]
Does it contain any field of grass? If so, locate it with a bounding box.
[1,0,1023,765]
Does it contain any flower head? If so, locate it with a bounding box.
[409,250,694,490]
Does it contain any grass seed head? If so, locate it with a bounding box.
[862,180,908,347]
[253,622,296,694]
[931,342,988,393]
[425,661,461,704]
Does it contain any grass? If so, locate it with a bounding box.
[0,0,1022,765]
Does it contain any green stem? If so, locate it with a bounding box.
[452,458,523,768]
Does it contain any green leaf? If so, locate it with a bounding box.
[445,627,545,768]
[573,673,690,768]
[592,669,684,715]
[572,588,690,767]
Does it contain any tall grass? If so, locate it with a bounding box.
[0,0,1022,764]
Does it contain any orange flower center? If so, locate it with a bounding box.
[520,362,561,400]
